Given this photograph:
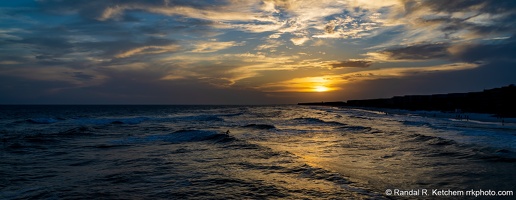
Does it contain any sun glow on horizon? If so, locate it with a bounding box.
[314,86,329,92]
[256,75,343,93]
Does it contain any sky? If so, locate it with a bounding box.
[0,0,515,104]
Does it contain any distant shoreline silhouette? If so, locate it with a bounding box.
[299,84,516,118]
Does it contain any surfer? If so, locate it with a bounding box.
[225,130,230,135]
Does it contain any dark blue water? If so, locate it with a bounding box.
[1,105,515,199]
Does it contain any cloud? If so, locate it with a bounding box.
[38,0,224,20]
[0,67,279,104]
[158,52,304,88]
[0,29,24,40]
[190,41,244,53]
[313,16,382,39]
[115,44,181,58]
[340,62,479,82]
[411,0,516,14]
[448,35,516,63]
[0,66,108,87]
[255,39,282,51]
[367,43,450,61]
[45,0,390,42]
[24,0,403,57]
[290,37,310,46]
[257,62,479,93]
[332,60,373,68]
[398,0,516,38]
[1,0,515,104]
[71,72,95,80]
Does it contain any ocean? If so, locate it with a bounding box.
[1,105,515,199]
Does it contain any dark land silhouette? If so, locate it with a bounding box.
[299,84,516,117]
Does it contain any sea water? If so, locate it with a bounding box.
[1,105,515,199]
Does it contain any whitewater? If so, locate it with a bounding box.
[1,105,515,199]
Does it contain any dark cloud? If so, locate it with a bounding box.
[450,35,516,63]
[400,0,516,18]
[416,0,516,14]
[404,0,516,38]
[138,18,214,36]
[1,35,78,66]
[375,36,516,63]
[38,0,229,21]
[9,36,75,61]
[71,72,95,80]
[399,0,516,69]
[378,43,450,60]
[0,69,278,105]
[1,28,179,65]
[324,24,335,34]
[332,60,372,68]
[20,37,74,50]
[0,1,200,66]
[419,15,516,39]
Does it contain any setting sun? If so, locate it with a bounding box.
[314,86,329,92]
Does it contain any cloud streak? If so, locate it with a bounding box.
[332,60,373,68]
[367,43,450,61]
[115,44,181,58]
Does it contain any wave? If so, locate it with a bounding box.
[293,117,325,123]
[25,118,61,124]
[237,162,385,199]
[401,120,432,127]
[1,126,97,151]
[348,115,373,120]
[23,114,225,126]
[170,130,228,142]
[56,126,94,137]
[174,115,224,122]
[219,112,244,117]
[336,125,374,133]
[238,162,347,183]
[293,117,346,126]
[471,147,516,163]
[41,114,225,126]
[408,134,456,146]
[404,133,516,164]
[242,124,276,130]
[286,164,350,185]
[111,130,232,145]
[73,117,150,125]
[480,153,516,163]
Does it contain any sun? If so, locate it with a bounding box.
[314,86,329,92]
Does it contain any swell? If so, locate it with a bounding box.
[242,124,276,130]
[109,129,235,145]
[1,127,95,151]
[404,133,516,163]
[293,117,346,126]
[14,113,226,126]
[336,125,377,133]
[233,151,385,199]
